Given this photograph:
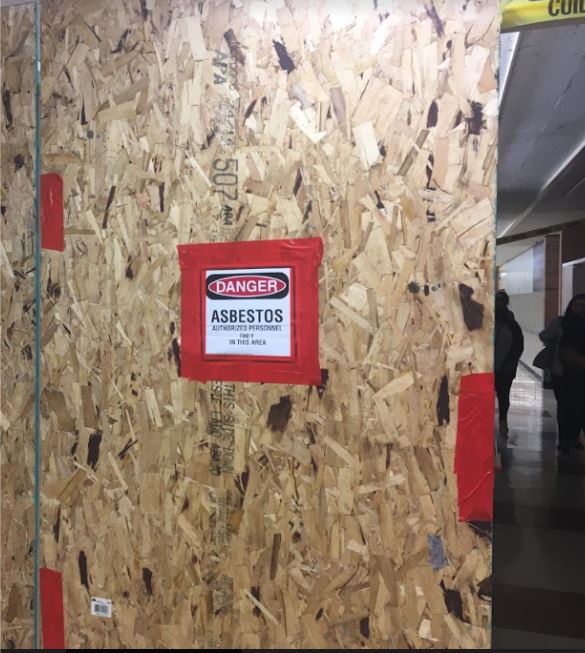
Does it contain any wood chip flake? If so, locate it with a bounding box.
[323,435,356,467]
[353,121,380,170]
[374,371,415,401]
[290,102,327,143]
[242,589,279,625]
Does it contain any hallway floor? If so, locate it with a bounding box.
[492,365,585,649]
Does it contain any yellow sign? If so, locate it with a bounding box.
[502,0,585,31]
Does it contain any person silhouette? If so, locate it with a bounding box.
[558,293,585,455]
[494,290,524,436]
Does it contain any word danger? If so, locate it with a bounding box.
[206,272,289,301]
[208,275,286,298]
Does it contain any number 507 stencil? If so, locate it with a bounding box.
[178,238,323,384]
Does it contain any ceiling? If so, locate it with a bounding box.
[497,21,585,264]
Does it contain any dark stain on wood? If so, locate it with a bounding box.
[425,1,444,36]
[359,616,370,639]
[478,575,492,599]
[87,430,103,470]
[53,507,61,543]
[425,153,434,188]
[468,520,492,541]
[270,533,282,580]
[112,29,131,54]
[251,586,261,616]
[273,40,295,72]
[223,29,245,64]
[441,581,465,621]
[466,101,485,136]
[171,337,181,376]
[293,168,303,195]
[436,375,450,425]
[2,86,13,128]
[102,185,116,229]
[316,368,329,399]
[267,396,292,432]
[244,98,257,119]
[427,99,439,127]
[142,567,153,596]
[408,281,421,294]
[14,154,24,171]
[458,283,484,331]
[47,275,61,299]
[79,551,89,590]
[118,438,137,460]
[236,467,249,496]
[159,182,165,213]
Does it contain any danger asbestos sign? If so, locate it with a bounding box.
[178,238,323,385]
[205,268,292,357]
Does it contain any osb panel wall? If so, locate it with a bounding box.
[6,0,498,648]
[1,5,37,649]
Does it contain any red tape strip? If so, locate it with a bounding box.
[455,372,495,521]
[40,568,65,650]
[41,173,64,251]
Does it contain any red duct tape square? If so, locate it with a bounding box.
[178,238,323,384]
[455,372,495,521]
[39,568,65,650]
[41,173,64,251]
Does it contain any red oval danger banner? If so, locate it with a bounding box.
[206,273,289,299]
[177,238,323,384]
[209,275,286,297]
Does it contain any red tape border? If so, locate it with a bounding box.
[40,568,65,650]
[455,372,495,521]
[41,173,64,251]
[178,238,323,385]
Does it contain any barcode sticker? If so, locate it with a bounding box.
[91,597,112,618]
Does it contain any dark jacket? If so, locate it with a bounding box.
[495,307,524,375]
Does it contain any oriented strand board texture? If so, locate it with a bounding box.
[1,5,36,649]
[4,0,498,648]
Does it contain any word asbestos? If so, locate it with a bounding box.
[210,309,284,323]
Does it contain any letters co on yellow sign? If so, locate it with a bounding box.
[502,0,585,31]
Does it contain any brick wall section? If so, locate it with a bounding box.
[561,219,585,264]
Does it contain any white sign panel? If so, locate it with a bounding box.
[90,597,112,618]
[205,267,292,357]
